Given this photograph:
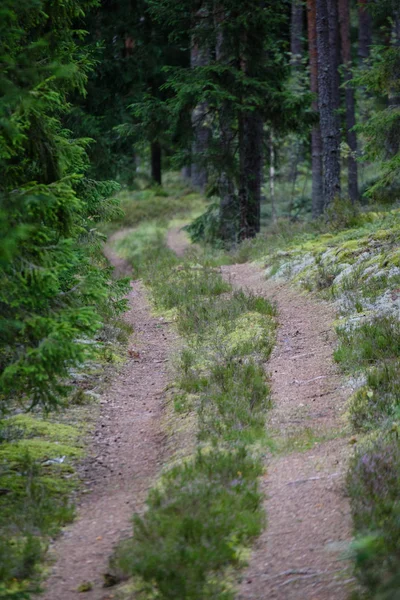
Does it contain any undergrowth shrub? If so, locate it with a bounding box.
[349,362,400,432]
[198,360,271,444]
[347,435,400,597]
[178,289,275,337]
[114,449,263,600]
[335,316,400,369]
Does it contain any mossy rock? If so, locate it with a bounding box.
[6,414,82,444]
[0,438,83,467]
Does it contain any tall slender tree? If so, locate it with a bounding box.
[316,0,341,206]
[307,0,324,216]
[291,0,304,68]
[339,0,359,203]
[215,7,238,243]
[358,0,372,62]
[191,4,211,191]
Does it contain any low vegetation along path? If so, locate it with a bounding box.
[44,230,352,599]
[42,246,176,598]
[220,263,352,600]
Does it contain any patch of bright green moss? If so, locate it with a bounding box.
[7,414,82,444]
[224,312,276,358]
[0,439,82,467]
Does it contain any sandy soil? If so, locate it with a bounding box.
[41,250,175,599]
[221,264,353,600]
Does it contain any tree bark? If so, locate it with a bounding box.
[307,0,324,216]
[190,14,210,192]
[358,0,372,63]
[151,141,162,185]
[328,0,341,115]
[269,131,277,223]
[215,9,238,244]
[316,0,341,207]
[339,0,358,203]
[291,0,304,68]
[238,110,263,239]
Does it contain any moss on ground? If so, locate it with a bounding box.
[0,412,86,596]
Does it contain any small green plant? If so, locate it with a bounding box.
[0,415,82,593]
[114,449,263,600]
[347,435,400,597]
[348,362,400,432]
[335,316,400,369]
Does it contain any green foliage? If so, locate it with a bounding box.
[335,317,400,369]
[0,415,83,595]
[115,449,263,600]
[354,42,400,199]
[347,434,400,597]
[0,0,128,414]
[348,362,400,432]
[184,201,221,246]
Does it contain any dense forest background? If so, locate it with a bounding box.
[1,0,400,597]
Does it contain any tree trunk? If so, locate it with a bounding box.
[307,0,324,216]
[191,7,210,192]
[339,0,358,203]
[238,110,263,239]
[181,165,192,182]
[291,0,304,68]
[328,0,341,115]
[215,10,238,244]
[151,141,162,185]
[316,0,341,207]
[269,131,277,223]
[358,0,372,63]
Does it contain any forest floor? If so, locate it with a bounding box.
[41,226,353,599]
[221,264,352,600]
[41,244,177,599]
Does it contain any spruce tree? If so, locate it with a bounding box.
[0,0,126,413]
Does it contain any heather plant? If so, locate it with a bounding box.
[347,435,400,596]
[334,316,400,370]
[348,362,400,432]
[114,449,263,600]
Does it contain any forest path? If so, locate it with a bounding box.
[167,227,353,598]
[220,264,353,600]
[42,242,175,599]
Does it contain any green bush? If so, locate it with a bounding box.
[0,1,128,414]
[347,435,400,597]
[335,317,400,370]
[349,362,400,432]
[114,449,263,600]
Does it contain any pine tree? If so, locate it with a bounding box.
[358,0,372,63]
[307,0,324,216]
[339,0,359,203]
[316,0,341,207]
[0,0,126,413]
[191,4,211,191]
